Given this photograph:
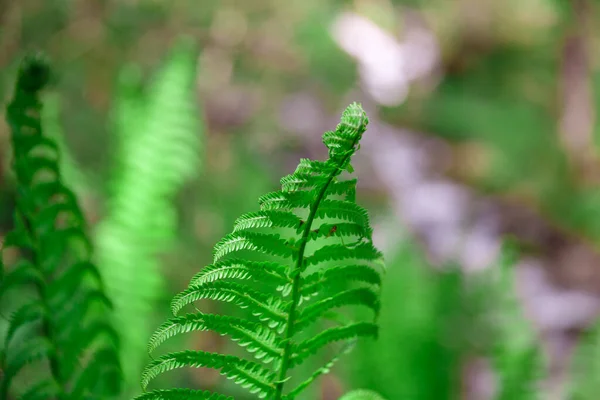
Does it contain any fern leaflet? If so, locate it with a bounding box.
[338,389,387,400]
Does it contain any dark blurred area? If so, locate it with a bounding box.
[2,1,600,399]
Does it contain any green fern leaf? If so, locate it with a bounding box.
[18,379,60,400]
[133,388,233,400]
[338,389,387,400]
[189,259,289,287]
[233,210,303,233]
[325,179,357,201]
[290,322,378,366]
[489,240,545,400]
[59,320,120,380]
[258,191,313,211]
[142,351,277,397]
[213,232,296,262]
[4,336,55,384]
[316,200,371,228]
[0,54,123,399]
[305,242,382,267]
[148,313,282,361]
[4,301,44,347]
[294,288,380,333]
[0,260,42,298]
[94,36,203,391]
[283,340,357,400]
[300,264,381,298]
[307,222,368,242]
[171,281,287,325]
[70,348,122,398]
[3,223,35,250]
[139,103,382,400]
[45,260,103,299]
[569,316,600,400]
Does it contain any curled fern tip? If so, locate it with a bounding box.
[17,54,51,93]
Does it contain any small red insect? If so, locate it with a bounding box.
[328,225,338,237]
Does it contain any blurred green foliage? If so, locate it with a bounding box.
[2,0,600,399]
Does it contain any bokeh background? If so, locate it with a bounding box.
[2,0,600,399]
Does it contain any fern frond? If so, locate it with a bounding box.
[0,55,122,399]
[489,240,545,400]
[140,103,382,399]
[94,36,203,390]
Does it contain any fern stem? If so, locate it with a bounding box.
[273,142,359,400]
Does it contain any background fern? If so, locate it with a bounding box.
[347,235,464,400]
[570,316,600,400]
[0,56,122,399]
[137,103,384,400]
[346,231,546,400]
[94,37,203,393]
[486,241,545,400]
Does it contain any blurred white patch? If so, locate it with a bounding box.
[330,12,438,106]
[516,259,600,332]
[460,216,502,272]
[278,92,325,135]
